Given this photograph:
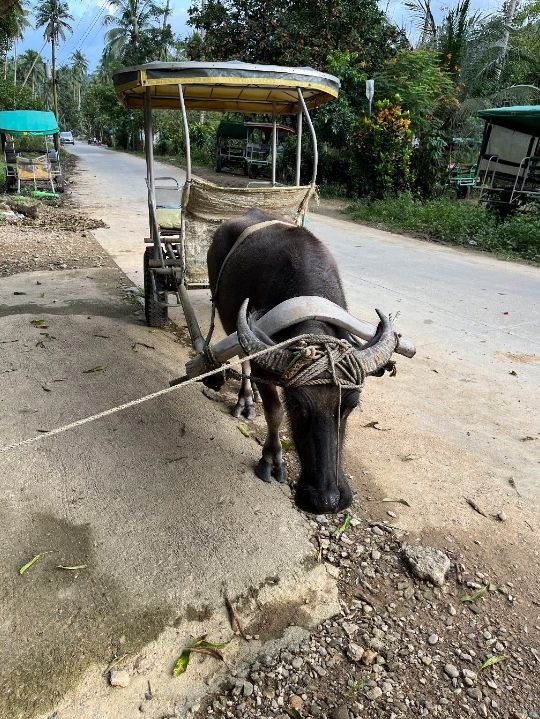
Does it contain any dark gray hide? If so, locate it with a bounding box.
[208,208,375,513]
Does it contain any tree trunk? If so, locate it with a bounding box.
[494,0,517,80]
[52,37,59,121]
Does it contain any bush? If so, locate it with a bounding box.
[348,194,540,262]
[349,99,412,198]
[349,193,491,241]
[488,203,540,262]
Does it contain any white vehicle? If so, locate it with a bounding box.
[59,131,74,145]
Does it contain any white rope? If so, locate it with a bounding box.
[0,337,310,455]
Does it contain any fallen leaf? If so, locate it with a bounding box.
[30,319,48,328]
[508,477,521,496]
[19,552,51,575]
[57,564,87,570]
[172,636,227,677]
[334,513,351,538]
[401,454,420,462]
[509,370,517,376]
[480,654,509,671]
[462,586,488,603]
[520,436,536,442]
[363,421,390,431]
[83,365,105,373]
[131,343,139,352]
[281,439,295,452]
[237,425,251,438]
[284,710,302,719]
[382,497,411,507]
[465,498,487,517]
[225,597,247,639]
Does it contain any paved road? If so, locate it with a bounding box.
[71,143,540,505]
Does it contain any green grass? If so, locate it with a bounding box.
[348,193,540,263]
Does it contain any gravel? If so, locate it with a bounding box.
[191,505,540,719]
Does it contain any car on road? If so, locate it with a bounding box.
[60,131,74,145]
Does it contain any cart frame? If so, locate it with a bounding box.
[113,61,340,353]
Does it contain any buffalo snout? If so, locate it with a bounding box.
[295,471,353,514]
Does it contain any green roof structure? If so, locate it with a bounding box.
[478,105,540,135]
[0,110,59,136]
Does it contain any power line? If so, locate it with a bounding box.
[56,4,108,65]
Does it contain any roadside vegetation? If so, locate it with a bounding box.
[1,0,540,261]
[349,195,540,263]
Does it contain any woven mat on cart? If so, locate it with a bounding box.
[182,175,313,284]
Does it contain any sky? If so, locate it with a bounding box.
[16,0,191,71]
[15,0,503,72]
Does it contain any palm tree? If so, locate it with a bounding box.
[102,0,164,64]
[19,48,46,99]
[70,49,88,110]
[1,0,29,82]
[35,0,74,119]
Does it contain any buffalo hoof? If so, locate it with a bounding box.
[255,458,286,484]
[272,463,287,483]
[255,458,273,483]
[294,481,353,515]
[232,402,256,420]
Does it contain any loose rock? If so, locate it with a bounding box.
[402,544,451,586]
[109,669,130,688]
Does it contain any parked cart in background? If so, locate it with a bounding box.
[477,105,540,212]
[447,137,481,197]
[0,110,63,193]
[215,119,294,177]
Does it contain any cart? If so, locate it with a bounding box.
[447,138,481,197]
[215,119,294,177]
[112,61,416,377]
[476,105,540,212]
[0,110,63,193]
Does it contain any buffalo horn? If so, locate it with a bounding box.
[236,299,293,375]
[353,309,397,376]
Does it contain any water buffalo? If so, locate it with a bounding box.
[207,208,397,513]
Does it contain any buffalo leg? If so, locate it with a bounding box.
[255,382,287,484]
[252,382,262,403]
[232,361,257,420]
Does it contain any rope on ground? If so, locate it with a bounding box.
[0,334,353,455]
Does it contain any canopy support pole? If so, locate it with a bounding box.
[144,87,162,262]
[178,84,191,182]
[295,103,303,186]
[176,82,205,354]
[271,102,277,187]
[297,88,318,186]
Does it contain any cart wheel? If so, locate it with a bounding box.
[144,247,168,328]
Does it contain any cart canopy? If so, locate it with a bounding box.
[113,61,339,114]
[478,106,540,136]
[0,110,59,136]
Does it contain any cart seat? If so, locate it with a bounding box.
[156,206,182,229]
